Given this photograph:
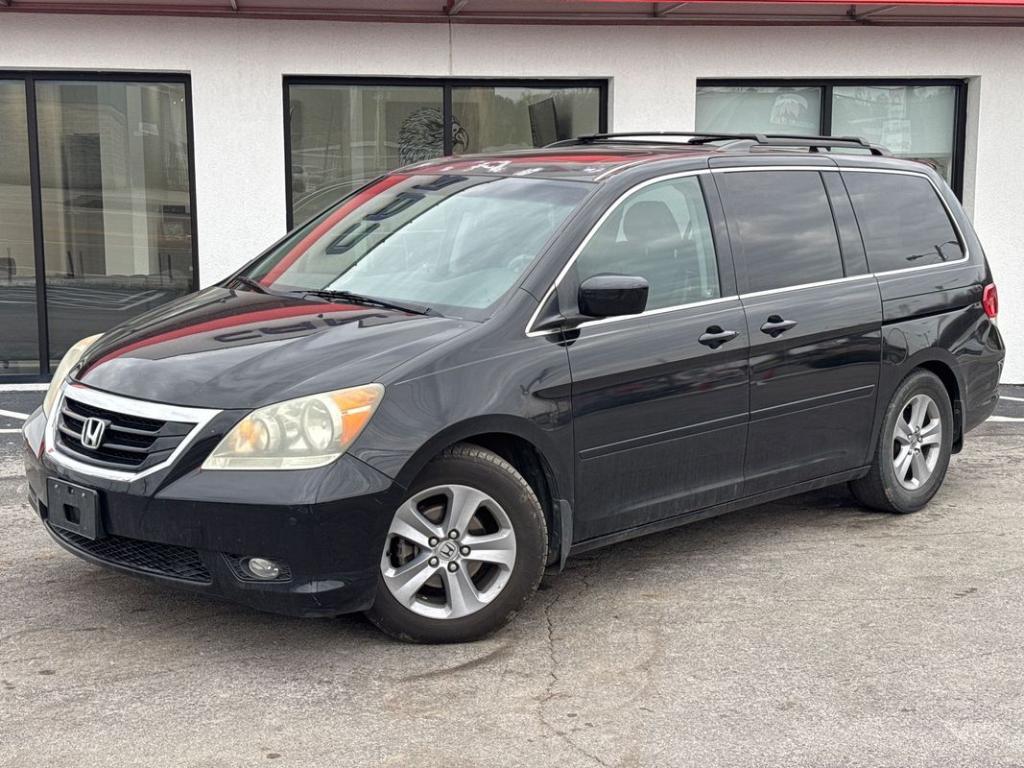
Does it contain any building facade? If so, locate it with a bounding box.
[0,6,1021,380]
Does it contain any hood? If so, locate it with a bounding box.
[74,287,472,408]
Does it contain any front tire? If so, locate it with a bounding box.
[366,444,547,643]
[850,369,954,514]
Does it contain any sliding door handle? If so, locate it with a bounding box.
[760,315,798,337]
[698,326,739,349]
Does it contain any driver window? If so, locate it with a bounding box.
[575,176,720,311]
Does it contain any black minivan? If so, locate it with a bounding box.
[23,133,1004,642]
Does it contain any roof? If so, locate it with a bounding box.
[398,134,910,183]
[400,147,710,182]
[3,0,1024,27]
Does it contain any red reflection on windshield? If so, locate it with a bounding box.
[261,175,409,286]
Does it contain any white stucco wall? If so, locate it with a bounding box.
[1,15,1021,379]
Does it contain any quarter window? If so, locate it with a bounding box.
[843,172,964,272]
[575,177,720,311]
[716,170,844,293]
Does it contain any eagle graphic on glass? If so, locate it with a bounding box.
[398,107,468,165]
[769,93,811,128]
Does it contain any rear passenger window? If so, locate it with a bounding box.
[843,172,964,273]
[575,176,720,311]
[717,170,844,293]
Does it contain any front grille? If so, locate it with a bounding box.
[56,394,196,471]
[49,524,212,583]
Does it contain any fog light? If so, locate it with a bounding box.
[246,557,281,580]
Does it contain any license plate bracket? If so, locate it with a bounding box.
[47,479,104,541]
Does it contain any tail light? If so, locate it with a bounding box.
[982,283,998,320]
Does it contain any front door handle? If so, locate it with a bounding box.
[698,326,739,349]
[760,315,798,337]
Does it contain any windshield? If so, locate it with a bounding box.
[246,173,591,317]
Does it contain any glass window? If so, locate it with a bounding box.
[0,81,38,375]
[34,80,194,365]
[287,81,604,227]
[288,83,444,226]
[249,174,590,317]
[452,85,601,154]
[716,170,843,293]
[696,86,823,135]
[832,85,958,184]
[843,171,963,273]
[575,177,720,311]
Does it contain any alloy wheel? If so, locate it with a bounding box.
[381,484,517,619]
[892,393,942,491]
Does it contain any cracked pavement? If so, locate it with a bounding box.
[1,391,1023,767]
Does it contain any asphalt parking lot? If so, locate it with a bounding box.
[2,387,1023,767]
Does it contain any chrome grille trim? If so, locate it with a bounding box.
[45,383,221,482]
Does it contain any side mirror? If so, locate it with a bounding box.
[578,274,649,318]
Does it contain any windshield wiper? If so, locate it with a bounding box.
[226,275,269,294]
[290,289,439,317]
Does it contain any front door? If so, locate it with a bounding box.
[714,167,882,494]
[563,174,750,542]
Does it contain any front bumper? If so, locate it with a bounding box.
[23,407,405,618]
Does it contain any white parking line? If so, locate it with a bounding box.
[0,408,29,421]
[0,383,48,392]
[1001,395,1024,403]
[0,428,23,434]
[988,415,1024,423]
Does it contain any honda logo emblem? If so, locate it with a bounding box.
[80,417,108,450]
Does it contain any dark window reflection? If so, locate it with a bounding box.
[717,171,844,293]
[844,172,963,272]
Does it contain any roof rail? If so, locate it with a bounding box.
[550,131,889,157]
[754,134,890,156]
[548,131,762,146]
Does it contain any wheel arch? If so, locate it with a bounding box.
[905,352,965,452]
[392,416,573,568]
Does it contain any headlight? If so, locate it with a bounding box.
[201,384,384,470]
[42,334,103,417]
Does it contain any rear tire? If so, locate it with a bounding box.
[850,369,954,514]
[366,443,547,643]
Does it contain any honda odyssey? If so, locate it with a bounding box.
[23,132,1005,642]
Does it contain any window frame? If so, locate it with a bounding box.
[695,78,969,199]
[0,70,199,381]
[282,76,610,230]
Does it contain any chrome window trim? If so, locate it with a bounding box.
[524,164,970,337]
[738,273,875,301]
[44,382,221,482]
